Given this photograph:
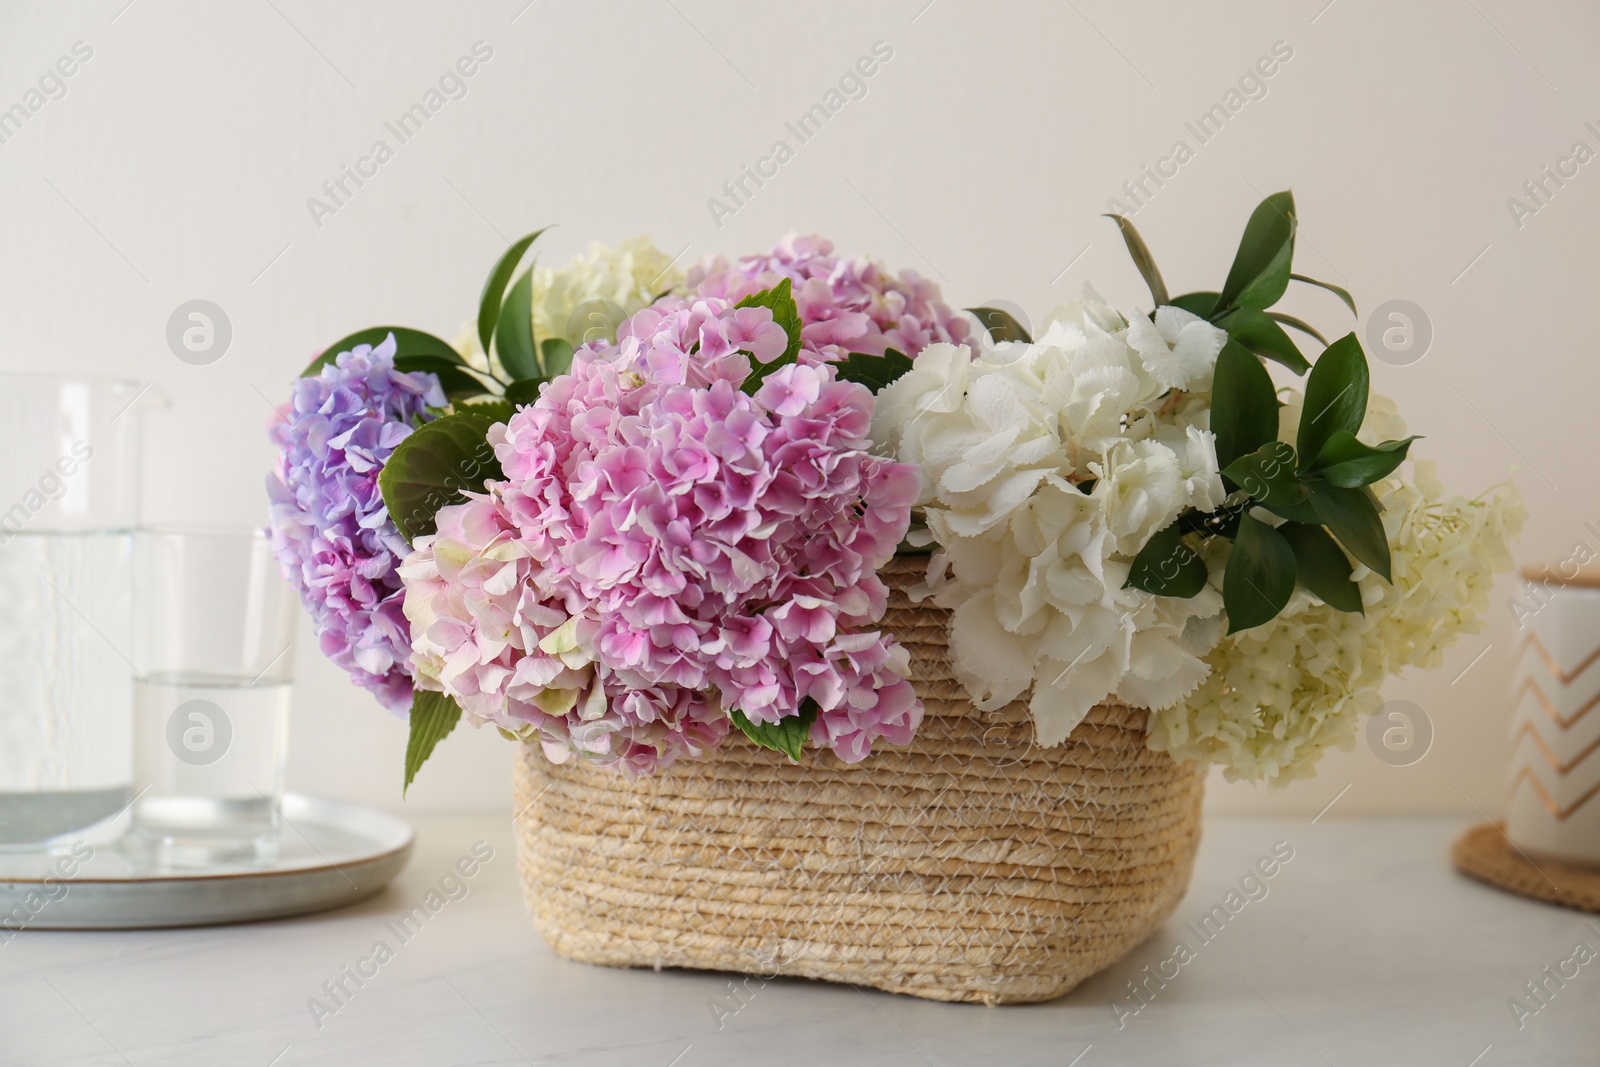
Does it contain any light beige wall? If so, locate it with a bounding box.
[1,0,1594,814]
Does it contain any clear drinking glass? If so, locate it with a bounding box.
[131,527,296,867]
[0,374,155,851]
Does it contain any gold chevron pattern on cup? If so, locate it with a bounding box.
[1522,631,1600,687]
[1508,632,1600,821]
[1506,768,1600,821]
[1511,674,1600,730]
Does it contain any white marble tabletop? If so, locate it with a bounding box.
[1,813,1594,1066]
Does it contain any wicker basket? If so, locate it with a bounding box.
[511,556,1205,1004]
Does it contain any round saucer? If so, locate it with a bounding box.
[0,795,413,929]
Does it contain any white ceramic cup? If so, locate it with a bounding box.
[1506,565,1600,867]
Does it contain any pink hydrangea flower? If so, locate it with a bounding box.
[686,234,972,361]
[400,492,732,773]
[403,295,923,773]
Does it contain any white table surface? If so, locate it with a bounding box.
[2,814,1595,1066]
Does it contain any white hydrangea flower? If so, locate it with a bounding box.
[1156,423,1228,513]
[872,342,1067,537]
[874,287,1233,745]
[1091,439,1191,557]
[1125,305,1226,392]
[531,236,683,346]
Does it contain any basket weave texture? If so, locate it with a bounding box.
[512,555,1205,1004]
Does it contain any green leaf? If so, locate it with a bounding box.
[378,411,503,544]
[1218,307,1311,375]
[731,699,819,763]
[390,354,473,375]
[1278,522,1363,614]
[503,377,546,406]
[404,689,462,797]
[1178,504,1242,540]
[967,306,1033,344]
[1221,440,1305,507]
[477,228,549,356]
[1296,333,1369,471]
[1307,431,1419,487]
[1168,291,1220,318]
[1265,311,1328,346]
[458,399,514,424]
[1291,272,1357,316]
[1218,191,1296,311]
[1125,520,1209,598]
[494,269,539,380]
[302,326,462,377]
[393,356,493,403]
[1103,214,1169,307]
[833,348,914,392]
[429,367,495,404]
[1223,513,1297,633]
[1211,340,1281,470]
[736,278,804,394]
[1241,240,1295,310]
[1306,481,1391,581]
[540,337,575,377]
[1259,495,1322,525]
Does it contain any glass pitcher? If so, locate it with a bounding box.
[0,375,157,849]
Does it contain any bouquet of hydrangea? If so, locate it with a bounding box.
[268,195,1521,792]
[270,232,968,787]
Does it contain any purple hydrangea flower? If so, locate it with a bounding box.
[267,334,445,714]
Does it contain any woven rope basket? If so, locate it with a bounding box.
[512,556,1205,1004]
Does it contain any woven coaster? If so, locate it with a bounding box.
[1452,823,1600,913]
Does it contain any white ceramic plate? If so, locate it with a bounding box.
[0,795,413,929]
